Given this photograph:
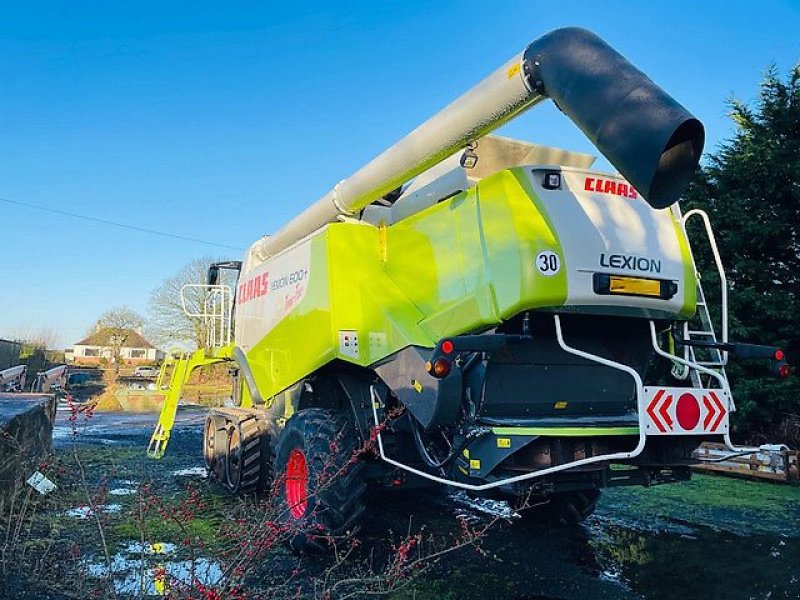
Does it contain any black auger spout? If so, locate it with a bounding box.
[522,27,704,209]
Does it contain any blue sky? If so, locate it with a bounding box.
[1,1,798,348]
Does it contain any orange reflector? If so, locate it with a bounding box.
[609,276,661,297]
[432,359,451,378]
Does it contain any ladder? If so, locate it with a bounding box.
[677,209,730,391]
[147,283,236,458]
[147,347,233,459]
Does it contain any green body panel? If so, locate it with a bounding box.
[386,169,568,340]
[671,210,698,318]
[246,234,336,410]
[491,426,640,437]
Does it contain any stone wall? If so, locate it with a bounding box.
[0,394,57,510]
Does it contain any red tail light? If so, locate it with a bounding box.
[441,340,454,354]
[778,364,791,379]
[774,349,785,361]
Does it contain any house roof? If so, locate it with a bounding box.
[75,328,156,350]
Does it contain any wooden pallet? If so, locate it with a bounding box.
[692,442,799,483]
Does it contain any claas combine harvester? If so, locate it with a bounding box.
[148,28,790,551]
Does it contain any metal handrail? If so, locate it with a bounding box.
[682,208,729,362]
[180,284,233,348]
[649,321,730,394]
[647,320,754,453]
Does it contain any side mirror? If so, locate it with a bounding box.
[207,265,220,286]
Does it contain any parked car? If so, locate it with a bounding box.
[133,366,159,378]
[66,372,92,388]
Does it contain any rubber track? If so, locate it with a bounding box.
[204,409,270,495]
[234,416,264,493]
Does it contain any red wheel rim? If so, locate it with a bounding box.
[285,448,309,519]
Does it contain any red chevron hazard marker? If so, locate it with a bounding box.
[702,394,715,430]
[644,387,729,435]
[646,389,668,432]
[659,393,674,431]
[709,391,727,432]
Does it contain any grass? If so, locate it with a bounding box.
[601,473,800,535]
[107,488,227,553]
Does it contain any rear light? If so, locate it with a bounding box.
[542,170,561,190]
[774,349,785,361]
[431,358,451,378]
[778,364,791,379]
[441,340,454,354]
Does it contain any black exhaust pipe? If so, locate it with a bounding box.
[523,27,704,208]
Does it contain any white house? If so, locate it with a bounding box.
[72,328,164,365]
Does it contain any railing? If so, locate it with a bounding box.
[180,284,234,349]
[682,208,729,360]
[368,314,650,491]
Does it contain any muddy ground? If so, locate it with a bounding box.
[23,406,800,599]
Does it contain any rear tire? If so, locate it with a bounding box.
[274,408,366,553]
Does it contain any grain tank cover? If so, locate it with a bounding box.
[466,135,596,181]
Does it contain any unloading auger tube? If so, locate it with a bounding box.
[258,26,704,258]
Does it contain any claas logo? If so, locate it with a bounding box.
[584,177,639,199]
[238,272,269,304]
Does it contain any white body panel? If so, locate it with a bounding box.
[526,167,692,317]
[234,239,312,352]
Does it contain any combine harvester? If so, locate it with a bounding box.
[148,28,790,550]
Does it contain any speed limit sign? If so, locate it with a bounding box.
[535,250,561,276]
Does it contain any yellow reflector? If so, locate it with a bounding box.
[609,276,661,297]
[469,459,481,470]
[497,438,511,448]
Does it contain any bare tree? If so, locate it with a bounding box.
[147,257,236,350]
[93,306,145,368]
[1,325,61,350]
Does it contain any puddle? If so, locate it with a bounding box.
[172,466,208,478]
[584,520,800,599]
[53,426,78,440]
[364,479,800,599]
[53,425,116,446]
[66,504,122,519]
[448,490,519,524]
[589,512,696,537]
[86,548,223,596]
[124,542,177,555]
